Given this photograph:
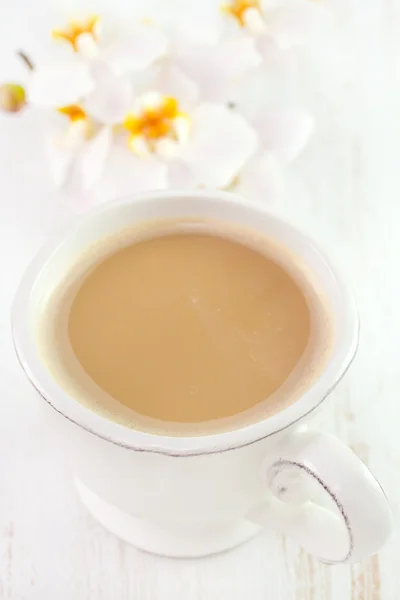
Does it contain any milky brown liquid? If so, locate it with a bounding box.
[38,221,333,435]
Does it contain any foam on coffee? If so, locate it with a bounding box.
[36,219,334,436]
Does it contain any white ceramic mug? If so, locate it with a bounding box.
[12,190,392,564]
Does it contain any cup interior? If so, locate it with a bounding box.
[12,190,359,455]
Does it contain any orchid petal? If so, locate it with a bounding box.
[177,37,261,102]
[131,91,164,113]
[128,135,151,157]
[256,34,297,73]
[174,115,191,144]
[46,146,75,188]
[267,5,331,50]
[182,104,257,188]
[102,24,168,74]
[78,127,111,189]
[46,133,77,188]
[45,113,88,188]
[63,120,91,149]
[255,109,314,162]
[103,145,168,195]
[84,62,133,124]
[76,32,101,59]
[28,63,94,107]
[168,13,223,52]
[214,37,262,79]
[235,153,283,204]
[167,160,197,188]
[154,63,198,110]
[155,138,181,159]
[243,8,266,35]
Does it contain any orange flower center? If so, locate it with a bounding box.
[222,0,262,26]
[58,104,87,122]
[58,105,94,140]
[52,16,100,51]
[124,97,180,142]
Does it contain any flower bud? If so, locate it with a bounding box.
[0,83,26,113]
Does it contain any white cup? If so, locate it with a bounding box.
[12,190,392,564]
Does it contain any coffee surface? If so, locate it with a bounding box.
[38,221,333,434]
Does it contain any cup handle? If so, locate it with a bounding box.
[247,426,393,564]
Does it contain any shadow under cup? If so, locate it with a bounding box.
[11,190,359,457]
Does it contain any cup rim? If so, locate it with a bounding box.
[11,190,359,456]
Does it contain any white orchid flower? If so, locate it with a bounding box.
[236,108,315,203]
[93,62,257,193]
[51,14,169,135]
[156,1,329,105]
[218,0,330,69]
[27,15,167,114]
[51,15,168,72]
[121,94,256,189]
[222,0,322,40]
[23,61,113,190]
[18,12,316,195]
[46,105,111,189]
[132,12,261,104]
[78,51,313,198]
[16,58,114,189]
[25,15,169,189]
[0,53,105,191]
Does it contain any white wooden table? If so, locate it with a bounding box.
[0,0,399,597]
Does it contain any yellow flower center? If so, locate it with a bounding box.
[124,97,178,140]
[58,105,93,140]
[123,95,189,156]
[52,15,100,51]
[58,104,87,122]
[222,0,262,26]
